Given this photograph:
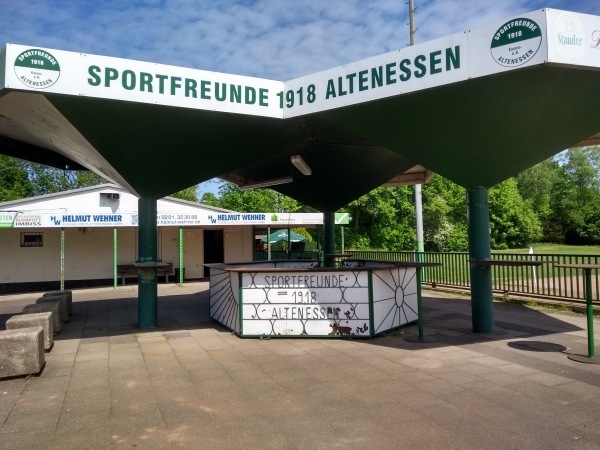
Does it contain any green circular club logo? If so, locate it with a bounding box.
[14,49,61,89]
[491,18,542,67]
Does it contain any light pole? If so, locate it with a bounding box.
[409,0,425,263]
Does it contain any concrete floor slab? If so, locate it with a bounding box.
[1,282,599,448]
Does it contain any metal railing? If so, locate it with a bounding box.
[346,250,600,304]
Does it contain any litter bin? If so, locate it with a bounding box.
[174,267,185,281]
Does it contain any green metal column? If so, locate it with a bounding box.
[113,227,118,289]
[267,226,271,260]
[138,197,158,329]
[179,227,184,286]
[415,184,425,259]
[60,228,65,291]
[467,186,494,333]
[584,269,595,357]
[324,211,336,267]
[416,238,425,284]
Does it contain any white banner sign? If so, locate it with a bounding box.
[546,9,600,68]
[4,10,599,120]
[203,212,324,226]
[0,211,328,228]
[283,33,468,118]
[4,44,284,118]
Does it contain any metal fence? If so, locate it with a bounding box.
[346,250,600,304]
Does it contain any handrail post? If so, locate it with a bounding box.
[585,268,595,358]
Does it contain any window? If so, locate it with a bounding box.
[20,232,43,247]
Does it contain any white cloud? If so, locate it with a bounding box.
[1,0,599,79]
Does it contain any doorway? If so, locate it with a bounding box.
[203,229,224,277]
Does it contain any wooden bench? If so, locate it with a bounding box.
[116,263,174,285]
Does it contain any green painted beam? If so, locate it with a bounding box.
[325,66,600,190]
[44,66,600,211]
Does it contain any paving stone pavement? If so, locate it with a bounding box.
[1,282,599,449]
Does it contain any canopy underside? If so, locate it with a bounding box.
[1,64,600,210]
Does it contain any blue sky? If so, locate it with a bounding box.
[2,1,599,81]
[2,0,599,196]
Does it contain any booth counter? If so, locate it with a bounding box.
[207,259,433,338]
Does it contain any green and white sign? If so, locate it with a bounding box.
[3,44,284,118]
[467,10,547,78]
[283,33,467,118]
[6,9,600,119]
[335,212,350,225]
[490,18,542,67]
[0,213,15,228]
[0,211,333,228]
[14,48,60,89]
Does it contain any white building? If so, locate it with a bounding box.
[0,184,331,294]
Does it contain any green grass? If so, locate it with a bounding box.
[495,244,600,255]
[521,299,571,313]
[498,293,585,314]
[358,245,600,302]
[425,243,600,300]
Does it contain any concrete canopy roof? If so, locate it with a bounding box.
[1,8,600,211]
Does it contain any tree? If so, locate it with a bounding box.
[211,183,302,213]
[0,155,34,201]
[518,147,600,244]
[553,147,600,244]
[345,186,415,250]
[170,185,198,202]
[421,174,544,251]
[422,175,468,251]
[199,192,220,207]
[489,178,542,249]
[28,164,105,196]
[516,158,561,223]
